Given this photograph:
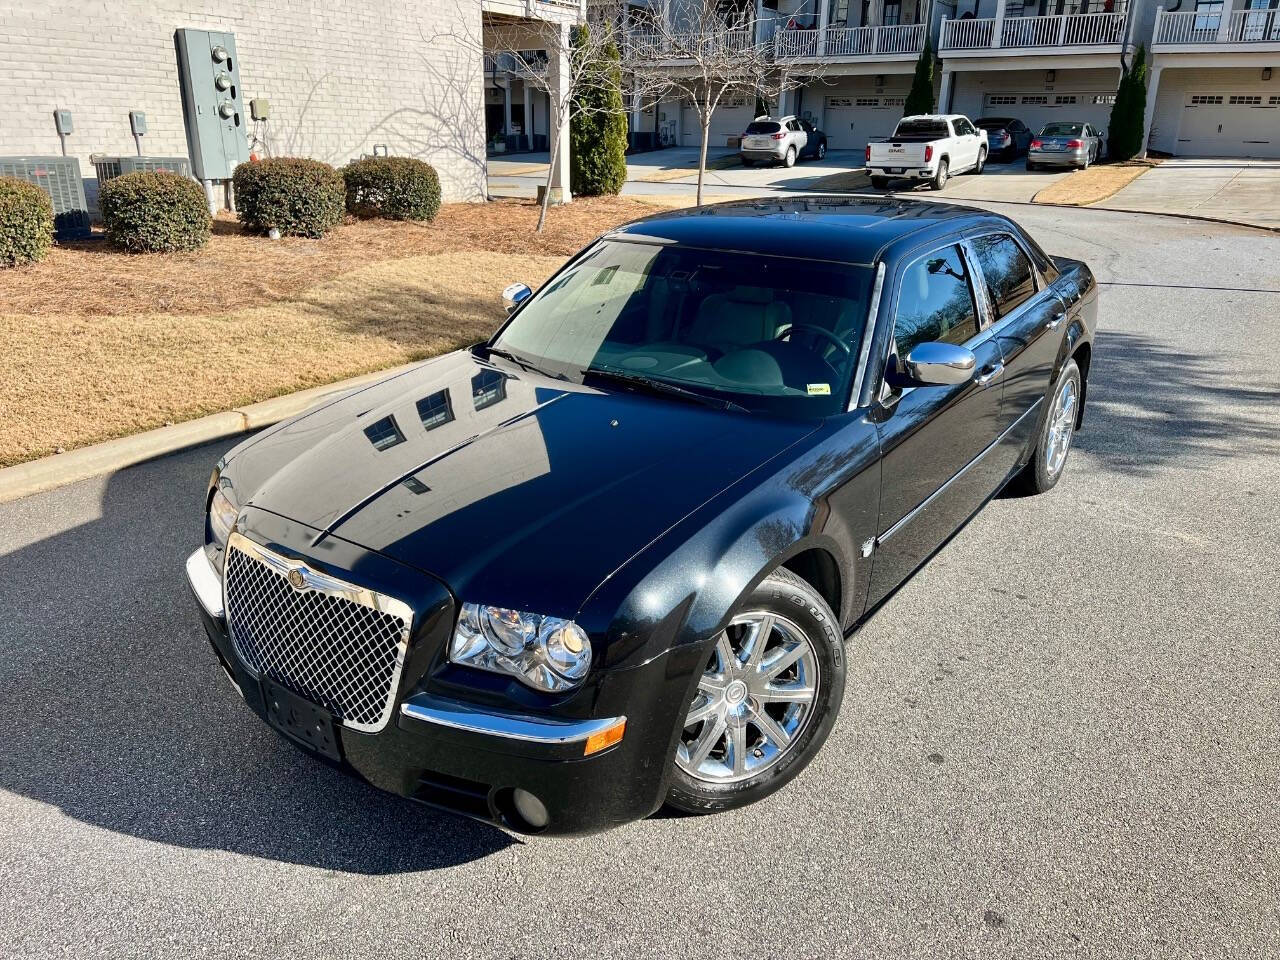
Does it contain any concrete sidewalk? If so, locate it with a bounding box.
[1098,158,1280,230]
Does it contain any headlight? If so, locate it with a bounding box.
[208,488,238,547]
[450,602,592,692]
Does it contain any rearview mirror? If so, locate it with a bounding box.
[900,342,976,386]
[502,282,532,315]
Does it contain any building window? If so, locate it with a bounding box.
[1189,94,1224,105]
[883,96,906,107]
[986,95,1018,106]
[471,370,507,411]
[1055,95,1078,105]
[827,96,854,107]
[1193,0,1223,31]
[416,389,454,431]
[363,415,405,452]
[856,96,880,106]
[1092,94,1118,105]
[1228,94,1263,105]
[833,0,850,25]
[1022,95,1048,105]
[1269,96,1280,105]
[883,0,901,24]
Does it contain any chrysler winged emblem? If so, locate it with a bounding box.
[287,568,306,590]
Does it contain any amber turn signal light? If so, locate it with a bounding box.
[583,718,626,756]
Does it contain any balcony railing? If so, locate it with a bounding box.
[1154,7,1280,45]
[484,52,548,75]
[941,11,1126,50]
[776,23,926,58]
[624,27,756,60]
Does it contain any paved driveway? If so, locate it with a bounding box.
[2,205,1278,959]
[1099,158,1280,229]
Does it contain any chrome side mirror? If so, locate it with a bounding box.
[901,342,976,386]
[502,282,532,315]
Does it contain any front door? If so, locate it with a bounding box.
[868,242,1005,607]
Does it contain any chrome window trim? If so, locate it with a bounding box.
[223,531,414,734]
[401,697,625,746]
[849,260,885,410]
[878,395,1044,545]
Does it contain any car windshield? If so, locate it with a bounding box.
[893,119,949,138]
[745,121,781,134]
[1040,122,1085,137]
[492,240,874,418]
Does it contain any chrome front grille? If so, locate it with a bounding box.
[223,533,413,733]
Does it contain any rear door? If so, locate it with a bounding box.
[965,229,1066,476]
[867,242,1006,606]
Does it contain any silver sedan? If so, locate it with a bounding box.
[1026,122,1104,170]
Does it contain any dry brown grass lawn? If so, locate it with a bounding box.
[0,197,688,467]
[1033,159,1161,207]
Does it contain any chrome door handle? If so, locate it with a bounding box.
[975,362,1004,386]
[1048,310,1067,330]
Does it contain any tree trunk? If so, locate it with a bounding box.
[537,131,560,233]
[697,116,711,207]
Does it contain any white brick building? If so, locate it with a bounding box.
[0,0,492,202]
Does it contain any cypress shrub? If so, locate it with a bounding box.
[233,157,345,238]
[342,156,442,221]
[0,176,54,267]
[99,171,211,253]
[569,26,628,197]
[1108,45,1149,161]
[903,39,936,117]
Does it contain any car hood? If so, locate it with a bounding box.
[223,349,819,616]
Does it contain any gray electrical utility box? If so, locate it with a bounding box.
[174,28,249,180]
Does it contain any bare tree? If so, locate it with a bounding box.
[435,4,660,232]
[624,0,828,206]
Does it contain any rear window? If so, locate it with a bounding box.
[977,119,1011,129]
[746,121,781,134]
[1040,122,1084,137]
[893,119,949,139]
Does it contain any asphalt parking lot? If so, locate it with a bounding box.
[1,203,1277,959]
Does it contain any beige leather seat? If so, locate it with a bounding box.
[689,287,793,352]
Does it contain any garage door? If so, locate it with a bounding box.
[823,95,905,151]
[982,92,1115,136]
[681,97,754,146]
[1177,92,1280,158]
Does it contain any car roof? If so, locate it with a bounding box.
[605,196,1012,267]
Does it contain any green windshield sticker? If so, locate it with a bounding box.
[807,383,831,396]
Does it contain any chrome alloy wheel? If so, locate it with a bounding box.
[675,612,820,784]
[1045,376,1078,477]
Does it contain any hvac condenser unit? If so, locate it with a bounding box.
[91,155,194,183]
[0,156,90,238]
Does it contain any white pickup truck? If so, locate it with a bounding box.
[866,114,988,191]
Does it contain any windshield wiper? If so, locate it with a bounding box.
[481,345,565,380]
[584,367,748,413]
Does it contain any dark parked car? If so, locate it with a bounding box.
[976,116,1033,160]
[186,198,1097,836]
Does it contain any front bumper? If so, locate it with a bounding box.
[185,541,693,835]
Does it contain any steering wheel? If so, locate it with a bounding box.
[775,323,852,358]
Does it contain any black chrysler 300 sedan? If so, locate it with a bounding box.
[186,197,1097,835]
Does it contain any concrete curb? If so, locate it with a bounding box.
[0,361,423,505]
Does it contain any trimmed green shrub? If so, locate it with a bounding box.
[0,176,54,267]
[233,157,345,238]
[99,171,211,253]
[570,25,628,197]
[904,38,936,117]
[1108,45,1149,161]
[341,156,442,221]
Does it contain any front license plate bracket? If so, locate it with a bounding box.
[262,679,342,761]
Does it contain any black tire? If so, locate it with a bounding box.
[665,567,847,815]
[972,147,987,175]
[816,141,827,160]
[1013,358,1082,495]
[871,175,890,189]
[930,158,949,191]
[784,146,796,168]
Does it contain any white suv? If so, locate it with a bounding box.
[739,116,829,168]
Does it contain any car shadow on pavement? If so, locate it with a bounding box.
[0,441,516,874]
[1068,330,1280,476]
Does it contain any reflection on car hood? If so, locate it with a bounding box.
[222,349,819,615]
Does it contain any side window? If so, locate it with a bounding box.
[788,119,801,131]
[893,245,981,359]
[955,118,975,136]
[971,233,1037,320]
